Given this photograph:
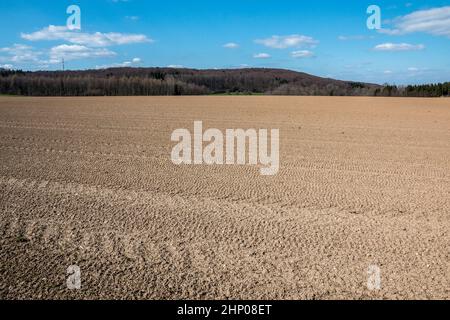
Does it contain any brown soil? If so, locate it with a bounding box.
[0,96,449,299]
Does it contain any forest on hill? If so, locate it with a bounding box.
[0,67,448,97]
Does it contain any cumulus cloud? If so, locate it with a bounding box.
[253,53,271,59]
[379,6,450,37]
[255,34,318,49]
[21,25,152,47]
[373,42,425,51]
[167,65,185,68]
[0,64,14,70]
[49,44,116,63]
[338,35,374,41]
[96,57,142,69]
[291,50,314,58]
[0,44,32,53]
[0,44,43,63]
[0,43,118,67]
[223,42,239,49]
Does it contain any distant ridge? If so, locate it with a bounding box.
[0,67,448,97]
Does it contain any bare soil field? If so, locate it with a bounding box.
[0,96,449,300]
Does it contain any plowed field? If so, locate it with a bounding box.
[0,96,449,299]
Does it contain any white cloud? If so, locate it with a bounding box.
[21,25,152,47]
[125,16,140,21]
[255,34,318,49]
[383,70,393,74]
[0,44,43,63]
[223,42,239,49]
[0,44,32,53]
[373,42,425,51]
[1,43,118,67]
[167,65,185,68]
[291,50,314,58]
[253,53,271,59]
[96,57,142,69]
[379,6,450,37]
[0,64,14,70]
[338,35,374,41]
[49,44,116,63]
[408,67,419,71]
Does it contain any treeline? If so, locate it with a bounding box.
[0,67,448,97]
[0,68,371,96]
[0,69,209,96]
[374,83,450,97]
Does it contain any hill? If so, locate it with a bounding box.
[0,67,448,97]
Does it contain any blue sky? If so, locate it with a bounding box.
[0,0,449,84]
